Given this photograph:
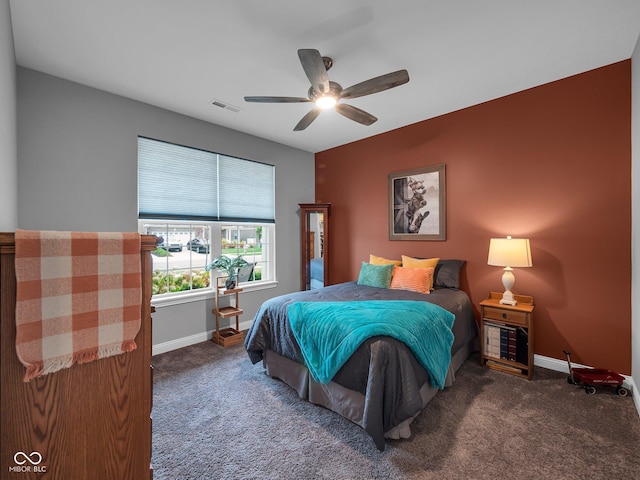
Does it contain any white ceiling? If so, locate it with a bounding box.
[9,1,640,153]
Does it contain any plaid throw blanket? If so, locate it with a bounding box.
[15,230,142,382]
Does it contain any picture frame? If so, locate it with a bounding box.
[388,164,446,241]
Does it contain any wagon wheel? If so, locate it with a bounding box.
[616,386,629,397]
[567,375,576,385]
[585,386,597,395]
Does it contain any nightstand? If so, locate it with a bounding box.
[480,292,534,380]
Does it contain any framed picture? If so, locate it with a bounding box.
[388,164,446,241]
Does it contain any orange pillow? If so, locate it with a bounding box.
[401,255,439,289]
[369,254,402,267]
[390,266,434,294]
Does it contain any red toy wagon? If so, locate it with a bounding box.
[563,351,629,397]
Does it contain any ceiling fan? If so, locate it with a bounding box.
[244,49,410,131]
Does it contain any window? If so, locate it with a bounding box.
[141,221,274,297]
[138,137,276,298]
[142,222,212,295]
[220,224,270,282]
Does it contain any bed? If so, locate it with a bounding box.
[244,260,478,450]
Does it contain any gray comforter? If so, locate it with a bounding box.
[244,281,478,450]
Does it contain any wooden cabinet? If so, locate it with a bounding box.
[0,233,155,479]
[212,276,245,347]
[480,292,534,380]
[299,203,330,291]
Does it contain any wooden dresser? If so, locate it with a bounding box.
[0,233,156,479]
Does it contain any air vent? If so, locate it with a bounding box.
[210,98,242,113]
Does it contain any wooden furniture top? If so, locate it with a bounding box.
[0,232,158,251]
[480,291,534,312]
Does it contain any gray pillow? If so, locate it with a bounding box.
[434,259,466,289]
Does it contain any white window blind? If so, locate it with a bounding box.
[138,137,275,223]
[219,155,275,222]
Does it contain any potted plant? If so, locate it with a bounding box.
[205,255,249,290]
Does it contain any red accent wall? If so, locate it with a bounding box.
[315,60,631,373]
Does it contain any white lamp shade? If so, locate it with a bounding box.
[487,237,532,305]
[487,237,532,268]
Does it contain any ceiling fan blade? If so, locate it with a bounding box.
[340,69,410,100]
[298,49,330,94]
[244,96,310,103]
[335,103,377,126]
[293,108,321,131]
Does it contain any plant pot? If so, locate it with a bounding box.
[225,277,236,290]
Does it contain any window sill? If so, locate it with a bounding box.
[151,280,279,308]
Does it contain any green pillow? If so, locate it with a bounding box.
[357,262,394,288]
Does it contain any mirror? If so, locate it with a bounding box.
[299,203,330,290]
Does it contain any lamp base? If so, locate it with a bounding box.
[500,290,517,306]
[499,269,517,305]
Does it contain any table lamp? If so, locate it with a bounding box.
[487,236,532,306]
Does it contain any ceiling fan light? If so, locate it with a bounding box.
[315,95,337,109]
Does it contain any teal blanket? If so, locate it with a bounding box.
[287,300,455,389]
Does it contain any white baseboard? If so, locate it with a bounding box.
[152,319,253,356]
[534,353,587,374]
[152,332,210,356]
[534,353,638,417]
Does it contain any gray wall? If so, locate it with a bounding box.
[632,35,640,411]
[0,0,17,231]
[17,67,315,349]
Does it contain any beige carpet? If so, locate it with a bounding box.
[151,341,640,480]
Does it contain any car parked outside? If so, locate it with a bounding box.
[158,241,183,252]
[186,238,210,254]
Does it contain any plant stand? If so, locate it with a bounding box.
[212,276,245,347]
